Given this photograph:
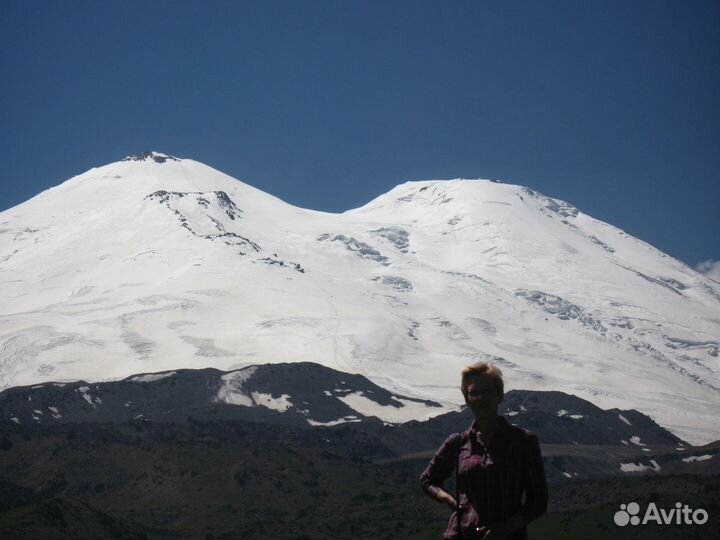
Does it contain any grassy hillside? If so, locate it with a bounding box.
[0,420,716,539]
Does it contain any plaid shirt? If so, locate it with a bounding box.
[420,417,548,540]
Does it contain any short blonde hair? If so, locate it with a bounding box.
[461,362,504,397]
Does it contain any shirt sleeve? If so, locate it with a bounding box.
[419,433,461,499]
[518,432,548,520]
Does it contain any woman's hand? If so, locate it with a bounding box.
[435,489,458,511]
[476,521,511,540]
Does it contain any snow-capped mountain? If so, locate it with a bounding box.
[1,151,718,443]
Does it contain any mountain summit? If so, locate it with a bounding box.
[1,153,718,443]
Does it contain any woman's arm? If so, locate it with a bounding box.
[419,432,461,509]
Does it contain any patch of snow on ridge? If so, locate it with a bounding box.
[216,367,256,406]
[307,415,362,427]
[620,460,661,473]
[557,409,585,420]
[129,371,177,383]
[629,436,646,446]
[618,414,631,426]
[682,454,713,463]
[250,392,292,412]
[77,386,96,408]
[337,392,441,423]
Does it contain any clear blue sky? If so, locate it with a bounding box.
[1,0,718,267]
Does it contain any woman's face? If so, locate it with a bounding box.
[464,375,502,416]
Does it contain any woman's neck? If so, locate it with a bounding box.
[473,413,499,435]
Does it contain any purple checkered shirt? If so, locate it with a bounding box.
[420,416,548,540]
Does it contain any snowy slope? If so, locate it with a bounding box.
[0,152,718,444]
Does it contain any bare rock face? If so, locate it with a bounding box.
[122,151,179,163]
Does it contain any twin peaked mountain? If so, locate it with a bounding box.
[0,151,718,444]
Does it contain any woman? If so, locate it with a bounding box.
[420,362,548,540]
